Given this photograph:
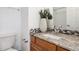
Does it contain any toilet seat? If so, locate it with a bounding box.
[6,48,18,51]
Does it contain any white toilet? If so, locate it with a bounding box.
[0,33,17,51]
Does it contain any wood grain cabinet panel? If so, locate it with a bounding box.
[35,37,56,51]
[31,43,44,51]
[57,46,68,51]
[31,35,36,43]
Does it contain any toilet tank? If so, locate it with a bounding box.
[0,33,16,50]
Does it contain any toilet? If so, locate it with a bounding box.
[0,33,17,51]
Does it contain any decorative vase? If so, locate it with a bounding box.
[39,18,47,32]
[47,19,53,29]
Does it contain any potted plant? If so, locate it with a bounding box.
[39,9,48,32]
[48,13,52,20]
[39,9,48,18]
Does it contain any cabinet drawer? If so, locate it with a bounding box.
[36,37,56,51]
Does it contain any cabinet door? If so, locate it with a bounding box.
[31,36,45,51]
[31,35,36,43]
[36,37,56,51]
[57,46,68,51]
[31,43,44,51]
[30,35,36,51]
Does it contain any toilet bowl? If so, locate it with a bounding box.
[0,33,17,51]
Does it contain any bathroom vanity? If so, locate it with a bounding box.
[30,31,79,51]
[30,35,68,51]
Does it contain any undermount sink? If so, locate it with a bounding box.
[40,33,64,40]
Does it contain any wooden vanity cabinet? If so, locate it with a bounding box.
[30,35,69,51]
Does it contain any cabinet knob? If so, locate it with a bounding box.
[25,41,28,43]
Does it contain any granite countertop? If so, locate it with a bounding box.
[33,31,79,51]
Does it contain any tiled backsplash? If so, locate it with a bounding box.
[30,28,79,36]
[30,28,41,34]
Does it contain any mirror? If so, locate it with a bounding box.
[53,7,79,31]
